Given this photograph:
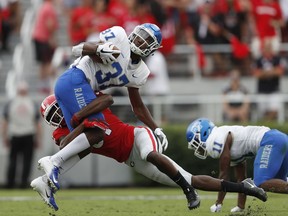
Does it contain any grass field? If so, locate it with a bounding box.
[0,187,286,216]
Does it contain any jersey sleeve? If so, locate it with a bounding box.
[206,127,229,159]
[52,127,70,146]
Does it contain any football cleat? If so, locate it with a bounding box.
[242,178,267,202]
[38,156,60,191]
[184,186,201,210]
[31,176,59,211]
[231,206,244,213]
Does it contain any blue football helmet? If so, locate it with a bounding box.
[128,23,162,57]
[186,118,215,159]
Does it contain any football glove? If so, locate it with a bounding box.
[96,42,121,64]
[154,128,168,151]
[230,206,244,213]
[210,203,222,212]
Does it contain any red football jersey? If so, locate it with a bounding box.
[53,108,135,163]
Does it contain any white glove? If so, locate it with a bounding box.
[154,128,168,151]
[210,204,222,212]
[230,206,244,213]
[96,42,121,64]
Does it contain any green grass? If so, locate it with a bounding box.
[0,187,286,216]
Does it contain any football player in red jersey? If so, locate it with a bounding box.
[31,93,267,211]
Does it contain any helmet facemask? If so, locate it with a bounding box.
[188,131,208,159]
[42,100,66,128]
[44,102,65,128]
[128,24,162,57]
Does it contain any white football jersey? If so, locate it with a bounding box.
[206,125,270,166]
[70,26,150,91]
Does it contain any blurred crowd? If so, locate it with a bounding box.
[0,0,287,121]
[1,0,287,72]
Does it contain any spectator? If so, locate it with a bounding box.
[148,0,177,56]
[214,0,248,43]
[68,0,94,45]
[184,0,225,76]
[279,0,288,43]
[0,0,21,52]
[249,0,285,59]
[214,0,250,71]
[222,69,250,123]
[32,0,59,94]
[252,38,285,121]
[2,81,42,188]
[118,0,156,35]
[86,0,117,41]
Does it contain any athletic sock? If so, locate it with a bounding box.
[172,171,194,192]
[58,155,81,174]
[51,133,90,167]
[221,180,244,193]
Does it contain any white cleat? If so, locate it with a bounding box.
[38,156,60,191]
[231,206,244,213]
[31,176,59,211]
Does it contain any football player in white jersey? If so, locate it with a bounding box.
[37,23,170,196]
[186,118,288,213]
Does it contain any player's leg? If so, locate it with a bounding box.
[6,137,18,188]
[32,151,89,211]
[54,67,104,131]
[254,130,288,193]
[131,127,200,210]
[38,129,103,190]
[191,175,267,201]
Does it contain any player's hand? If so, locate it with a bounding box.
[96,42,121,64]
[154,128,168,151]
[210,204,222,212]
[71,114,82,128]
[230,206,244,213]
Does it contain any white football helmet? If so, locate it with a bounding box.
[186,118,215,159]
[40,94,66,128]
[128,23,162,57]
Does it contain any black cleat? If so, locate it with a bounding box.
[184,187,201,210]
[242,178,267,202]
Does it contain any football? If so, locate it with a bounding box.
[89,45,120,63]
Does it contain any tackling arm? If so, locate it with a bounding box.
[71,94,114,128]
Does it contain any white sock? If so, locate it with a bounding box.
[50,133,90,167]
[58,155,81,174]
[39,155,80,181]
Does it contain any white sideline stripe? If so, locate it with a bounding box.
[0,194,237,202]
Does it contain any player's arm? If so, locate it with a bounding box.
[215,132,233,205]
[233,162,247,210]
[71,93,114,128]
[60,93,113,149]
[128,87,158,130]
[128,87,168,151]
[72,41,121,64]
